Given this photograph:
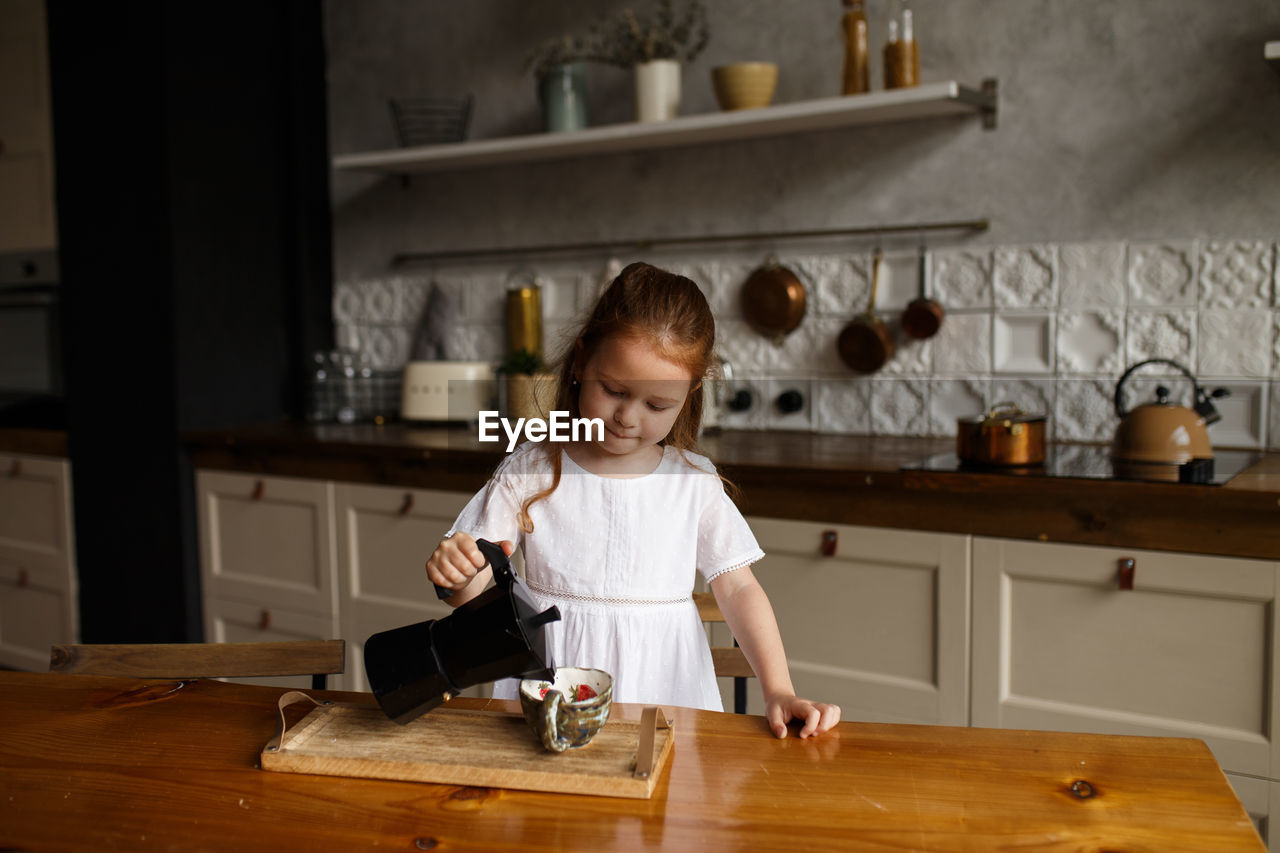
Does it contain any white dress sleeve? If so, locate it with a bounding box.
[695,472,765,583]
[447,451,532,549]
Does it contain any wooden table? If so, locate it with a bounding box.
[0,672,1262,851]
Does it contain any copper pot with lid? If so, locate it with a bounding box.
[956,402,1047,467]
[1111,358,1228,482]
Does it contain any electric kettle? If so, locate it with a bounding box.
[1111,358,1229,483]
[364,539,561,724]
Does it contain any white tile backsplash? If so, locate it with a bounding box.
[1126,309,1195,369]
[1271,309,1280,380]
[931,312,991,375]
[874,251,921,312]
[1129,242,1198,308]
[1198,309,1271,379]
[814,378,870,434]
[928,379,988,435]
[802,254,869,317]
[870,380,929,436]
[1271,381,1280,451]
[994,245,1056,309]
[1055,379,1116,443]
[341,237,1280,447]
[1057,310,1123,375]
[1199,240,1273,310]
[993,313,1054,374]
[1207,381,1268,449]
[933,249,992,309]
[1058,242,1126,308]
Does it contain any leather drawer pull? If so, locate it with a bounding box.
[17,568,29,588]
[399,493,415,515]
[251,480,265,500]
[821,530,838,557]
[258,609,272,630]
[8,459,20,477]
[1117,558,1136,590]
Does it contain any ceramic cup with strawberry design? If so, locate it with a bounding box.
[519,667,613,752]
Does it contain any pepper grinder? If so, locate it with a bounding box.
[841,0,869,95]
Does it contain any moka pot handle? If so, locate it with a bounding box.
[434,537,512,600]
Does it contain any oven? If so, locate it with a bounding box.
[0,250,64,424]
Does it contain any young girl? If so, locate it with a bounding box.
[426,262,840,739]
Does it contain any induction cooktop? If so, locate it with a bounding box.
[902,444,1264,486]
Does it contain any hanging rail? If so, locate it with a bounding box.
[390,218,989,268]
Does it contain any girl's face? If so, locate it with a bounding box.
[576,334,695,458]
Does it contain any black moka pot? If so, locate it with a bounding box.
[364,539,561,725]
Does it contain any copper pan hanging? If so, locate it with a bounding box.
[740,257,807,342]
[837,249,894,374]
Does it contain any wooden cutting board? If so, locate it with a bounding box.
[261,701,675,799]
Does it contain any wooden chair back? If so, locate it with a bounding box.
[49,640,346,690]
[694,592,753,713]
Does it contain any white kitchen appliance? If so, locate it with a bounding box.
[401,361,495,422]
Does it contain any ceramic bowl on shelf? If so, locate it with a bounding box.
[711,62,778,111]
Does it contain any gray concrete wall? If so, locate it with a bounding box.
[323,1,1280,449]
[326,0,1280,268]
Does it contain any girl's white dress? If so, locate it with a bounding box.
[448,442,764,711]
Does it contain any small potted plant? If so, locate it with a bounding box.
[525,31,604,132]
[497,348,557,422]
[596,0,710,122]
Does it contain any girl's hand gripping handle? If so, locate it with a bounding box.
[430,535,509,594]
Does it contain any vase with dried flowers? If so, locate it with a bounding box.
[525,31,604,132]
[596,0,711,122]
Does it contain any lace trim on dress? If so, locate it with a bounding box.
[524,578,691,608]
[703,558,756,584]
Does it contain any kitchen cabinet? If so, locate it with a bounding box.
[737,517,971,725]
[196,471,484,693]
[971,537,1280,778]
[333,482,488,697]
[333,81,997,176]
[0,0,57,252]
[0,451,77,670]
[196,471,340,682]
[971,534,1280,848]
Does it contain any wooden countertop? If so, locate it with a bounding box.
[0,672,1261,852]
[180,423,1280,561]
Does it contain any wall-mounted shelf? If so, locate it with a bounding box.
[333,79,997,176]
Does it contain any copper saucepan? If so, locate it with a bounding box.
[956,402,1046,467]
[837,249,894,374]
[741,259,806,341]
[901,244,944,340]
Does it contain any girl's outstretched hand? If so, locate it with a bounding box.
[425,532,515,594]
[765,694,841,739]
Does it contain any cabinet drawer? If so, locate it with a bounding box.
[746,518,970,725]
[972,537,1280,778]
[0,453,73,565]
[333,483,486,697]
[0,560,76,671]
[197,471,336,616]
[203,597,340,689]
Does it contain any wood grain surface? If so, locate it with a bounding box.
[48,640,346,678]
[0,672,1262,852]
[262,702,673,799]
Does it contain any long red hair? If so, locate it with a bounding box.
[517,261,718,532]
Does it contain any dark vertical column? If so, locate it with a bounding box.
[47,0,333,643]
